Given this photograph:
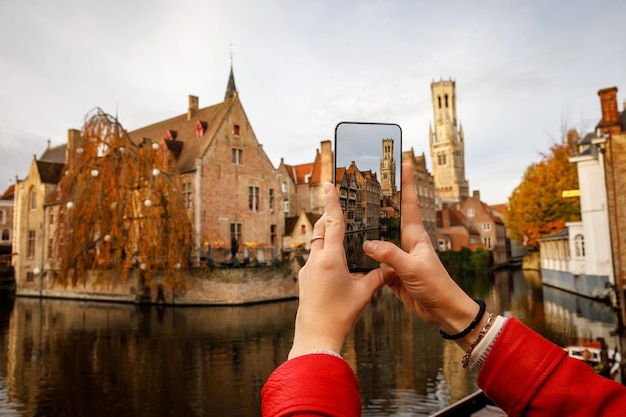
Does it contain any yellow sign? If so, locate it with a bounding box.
[562,190,581,198]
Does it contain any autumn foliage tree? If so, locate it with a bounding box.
[505,129,581,249]
[55,109,193,291]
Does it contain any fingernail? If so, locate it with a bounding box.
[363,240,378,253]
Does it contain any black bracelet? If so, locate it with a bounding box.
[439,298,486,340]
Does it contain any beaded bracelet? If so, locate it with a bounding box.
[440,298,486,340]
[461,312,495,368]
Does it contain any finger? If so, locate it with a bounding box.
[363,240,413,277]
[400,163,424,250]
[321,182,345,252]
[310,212,327,251]
[361,267,397,293]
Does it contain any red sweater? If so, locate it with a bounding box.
[261,318,626,416]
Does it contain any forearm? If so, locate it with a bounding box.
[477,318,626,416]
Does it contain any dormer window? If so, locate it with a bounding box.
[196,121,207,138]
[233,125,240,136]
[166,130,178,140]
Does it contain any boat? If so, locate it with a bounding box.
[564,341,621,380]
[430,390,506,416]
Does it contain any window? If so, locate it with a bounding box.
[30,188,37,210]
[281,182,287,193]
[271,225,277,247]
[231,148,243,165]
[482,223,491,231]
[28,230,35,258]
[249,186,260,212]
[574,234,585,257]
[230,223,242,245]
[26,272,34,283]
[182,182,192,209]
[48,238,53,260]
[0,210,4,224]
[484,237,492,249]
[269,189,274,212]
[437,152,447,165]
[438,96,442,109]
[233,124,240,136]
[1,229,9,242]
[467,208,475,217]
[445,94,449,108]
[283,200,290,213]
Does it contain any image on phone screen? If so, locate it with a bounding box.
[334,122,402,272]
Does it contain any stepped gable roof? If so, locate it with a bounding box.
[128,97,235,174]
[335,167,346,182]
[36,160,65,184]
[1,185,15,200]
[40,143,67,164]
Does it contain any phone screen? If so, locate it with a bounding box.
[334,122,402,272]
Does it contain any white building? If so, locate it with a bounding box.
[539,132,614,301]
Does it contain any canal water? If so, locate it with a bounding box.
[0,268,621,417]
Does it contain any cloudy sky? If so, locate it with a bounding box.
[1,0,625,204]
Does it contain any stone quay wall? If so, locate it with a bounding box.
[15,262,300,305]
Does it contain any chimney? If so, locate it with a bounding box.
[188,95,199,120]
[598,87,621,135]
[66,129,82,163]
[472,190,480,200]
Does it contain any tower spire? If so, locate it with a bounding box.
[225,43,238,100]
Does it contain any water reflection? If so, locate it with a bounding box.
[0,298,297,417]
[0,268,621,416]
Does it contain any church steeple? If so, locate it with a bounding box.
[225,64,237,100]
[225,44,238,100]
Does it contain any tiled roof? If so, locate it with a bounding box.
[128,97,235,173]
[36,160,65,184]
[40,144,67,164]
[1,185,15,200]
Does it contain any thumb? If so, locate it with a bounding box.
[363,240,410,274]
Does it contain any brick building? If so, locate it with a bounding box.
[402,148,437,246]
[595,87,626,320]
[127,67,284,260]
[0,185,15,265]
[436,204,484,252]
[278,140,333,217]
[458,191,508,266]
[13,67,285,290]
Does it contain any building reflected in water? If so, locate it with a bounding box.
[0,268,621,416]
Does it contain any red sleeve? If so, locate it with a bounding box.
[261,353,361,417]
[478,317,626,417]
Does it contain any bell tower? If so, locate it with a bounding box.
[380,138,396,197]
[429,79,469,205]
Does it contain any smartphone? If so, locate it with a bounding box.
[334,122,402,272]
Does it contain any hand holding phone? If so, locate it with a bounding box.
[334,122,402,272]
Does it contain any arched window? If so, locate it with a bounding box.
[29,187,37,210]
[574,234,585,257]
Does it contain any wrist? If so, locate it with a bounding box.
[437,295,489,351]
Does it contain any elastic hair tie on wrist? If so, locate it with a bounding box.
[439,298,486,340]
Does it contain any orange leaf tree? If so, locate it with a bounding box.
[505,129,581,249]
[55,109,193,291]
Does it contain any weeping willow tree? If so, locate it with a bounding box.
[55,108,193,292]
